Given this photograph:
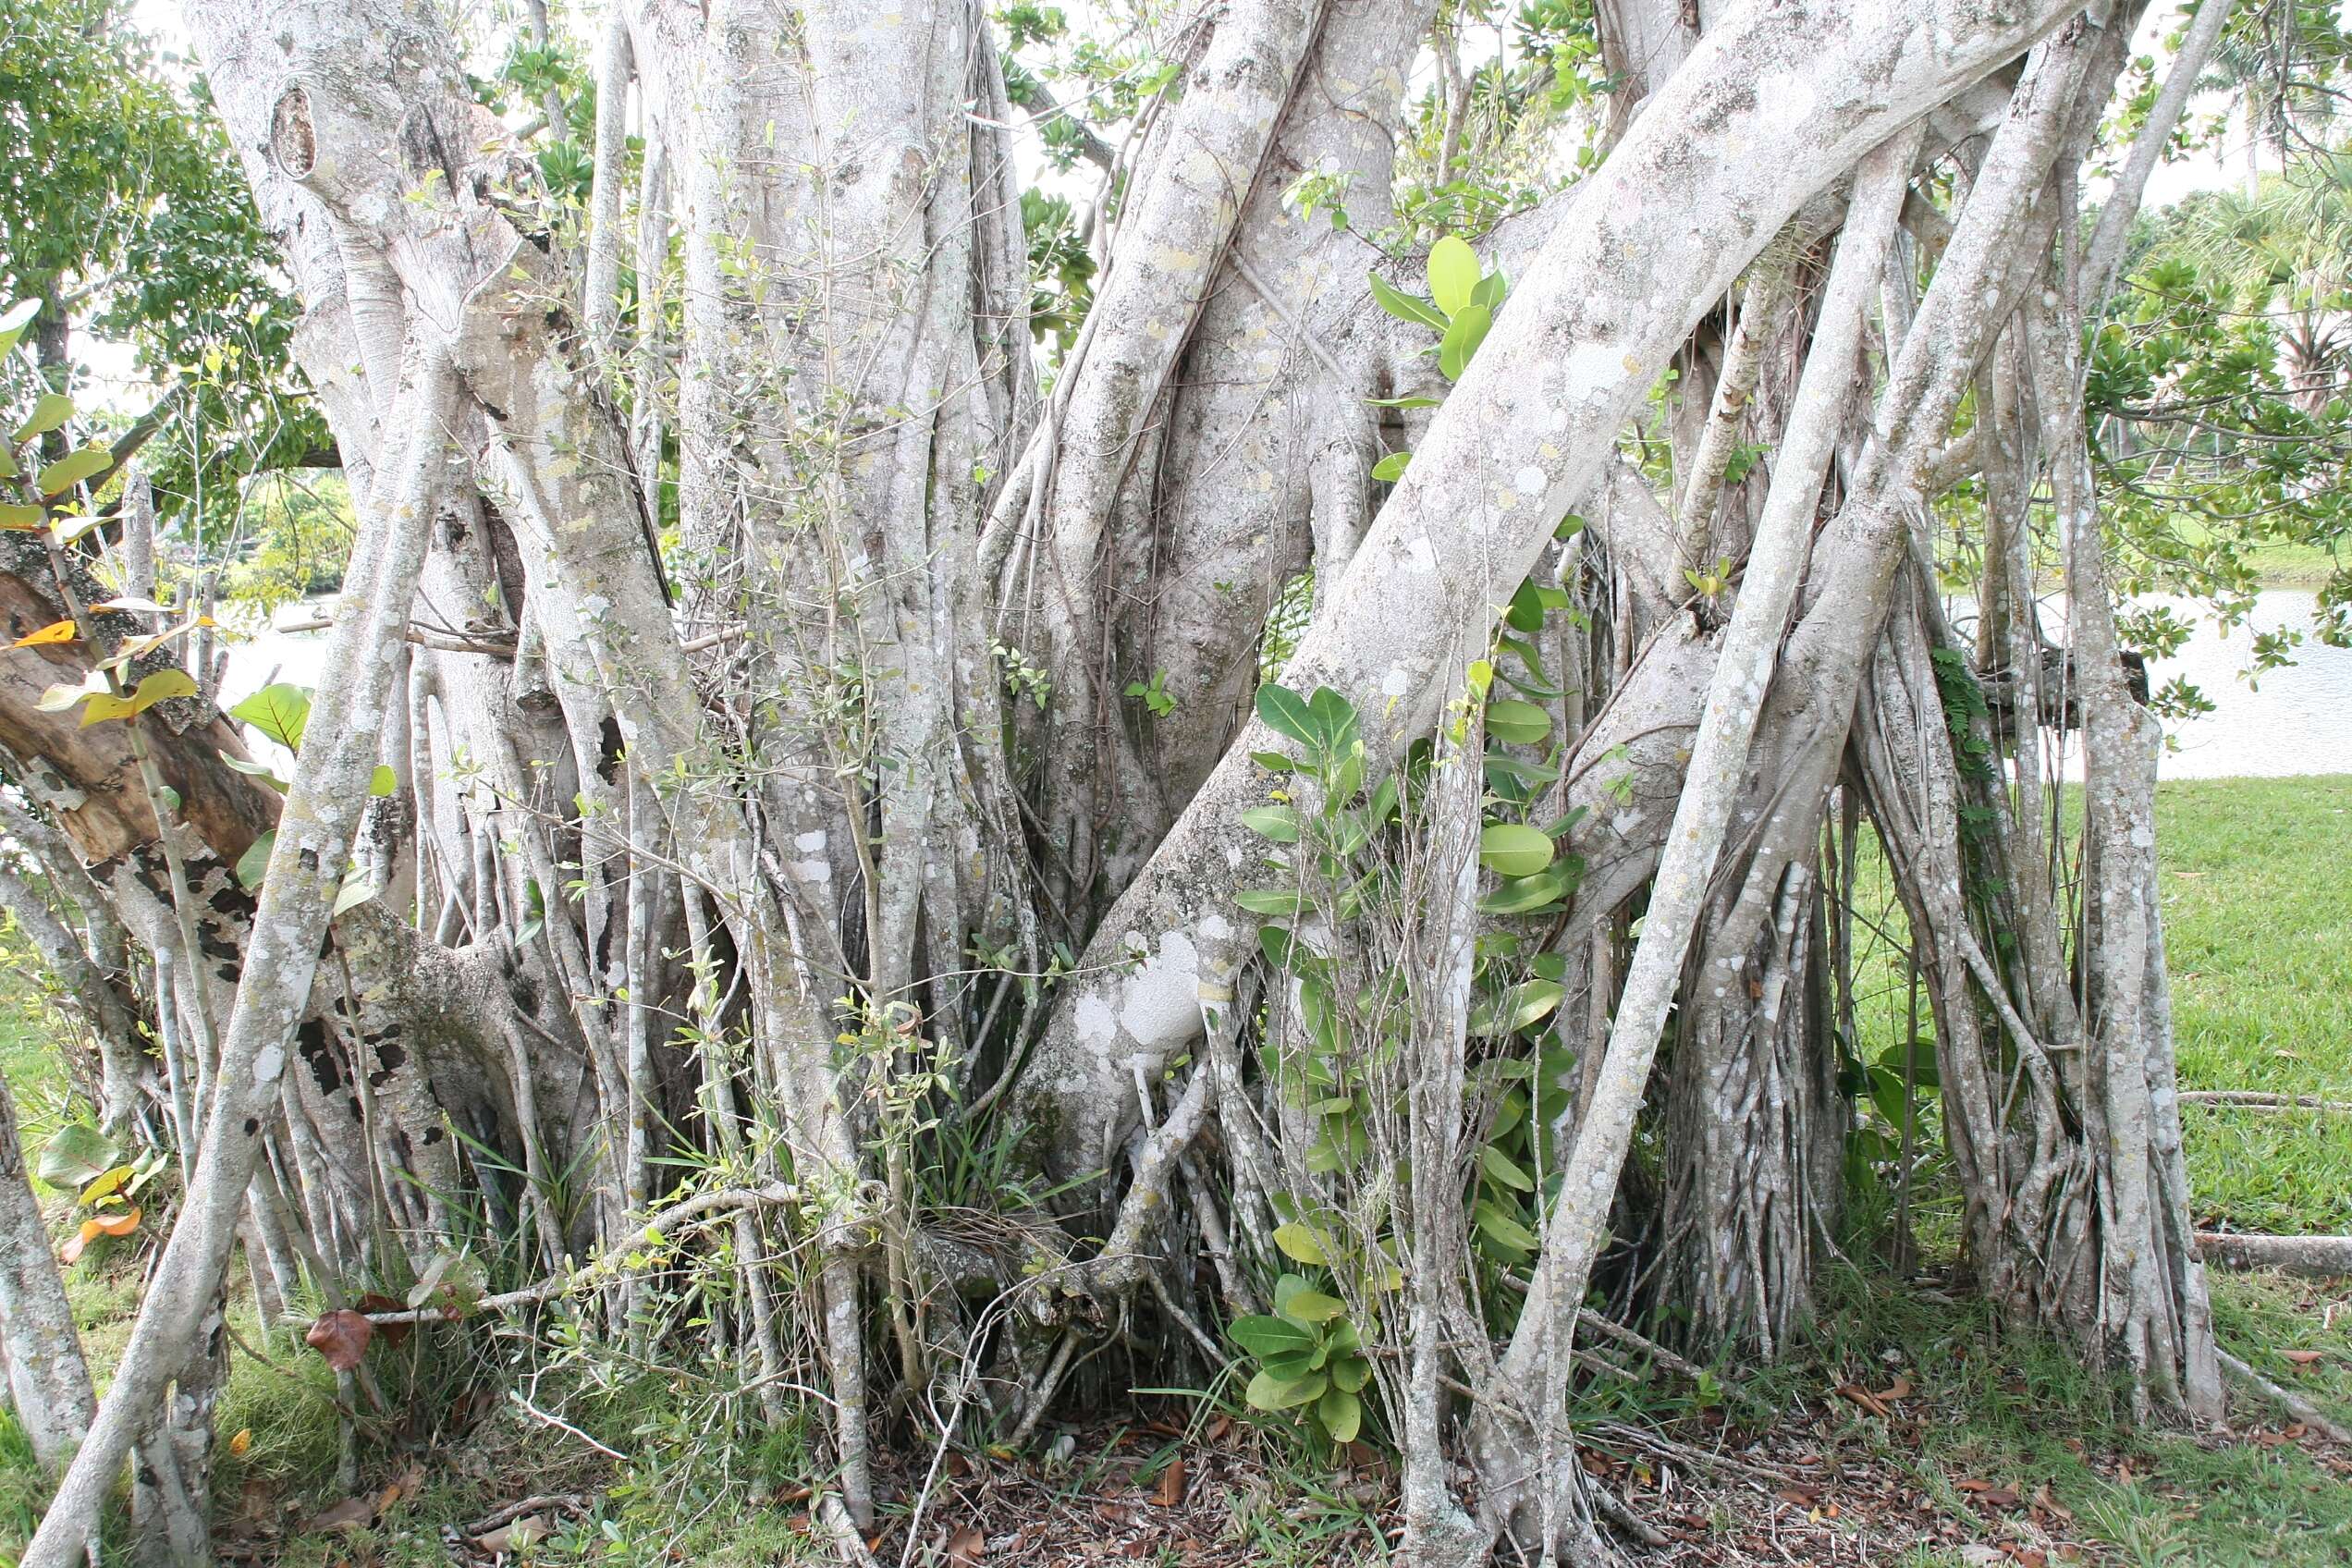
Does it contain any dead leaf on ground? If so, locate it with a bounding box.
[1153,1455,1186,1508]
[945,1521,986,1565]
[301,1496,375,1535]
[2283,1349,2325,1368]
[1836,1381,1893,1418]
[475,1513,549,1554]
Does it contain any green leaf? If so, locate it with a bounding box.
[80,1163,135,1204]
[1470,267,1510,312]
[38,447,111,496]
[1245,1367,1329,1412]
[1228,1313,1316,1361]
[1438,302,1491,381]
[1370,450,1410,483]
[1316,1385,1363,1444]
[1255,683,1317,746]
[332,867,379,917]
[1368,271,1447,332]
[1249,749,1295,774]
[1362,395,1442,409]
[35,1123,120,1190]
[1280,1290,1346,1325]
[369,764,398,798]
[1475,1200,1540,1256]
[1471,978,1565,1036]
[1427,236,1479,318]
[1479,823,1554,878]
[15,391,74,444]
[1484,699,1552,746]
[1330,1353,1372,1393]
[1234,888,1309,917]
[1242,805,1299,844]
[0,503,43,530]
[1477,868,1571,916]
[228,682,312,751]
[1272,1221,1329,1266]
[1481,1145,1535,1192]
[236,830,276,890]
[0,298,40,358]
[219,752,290,793]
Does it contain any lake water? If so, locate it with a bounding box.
[1942,589,2352,780]
[222,589,2352,781]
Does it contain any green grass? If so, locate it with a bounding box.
[2159,776,2352,1235]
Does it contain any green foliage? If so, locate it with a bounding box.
[1230,1273,1374,1447]
[1019,189,1096,356]
[0,0,321,517]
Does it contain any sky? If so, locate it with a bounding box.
[92,0,2256,407]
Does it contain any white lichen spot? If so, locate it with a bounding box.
[1514,464,1547,496]
[793,828,827,853]
[1119,931,1203,1059]
[1382,666,1411,697]
[1403,534,1439,574]
[1074,992,1118,1060]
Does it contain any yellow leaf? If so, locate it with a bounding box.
[79,693,138,727]
[227,1428,252,1458]
[11,619,77,648]
[91,1205,140,1237]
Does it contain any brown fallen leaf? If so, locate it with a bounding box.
[2283,1349,2324,1368]
[301,1496,375,1535]
[1205,1415,1233,1445]
[305,1309,374,1373]
[1876,1373,1914,1402]
[475,1513,550,1554]
[1154,1455,1187,1508]
[357,1292,412,1347]
[1836,1382,1893,1419]
[945,1521,986,1565]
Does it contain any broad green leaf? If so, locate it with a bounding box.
[1438,302,1490,381]
[80,1163,135,1204]
[1471,978,1565,1036]
[219,751,290,793]
[1470,267,1510,312]
[1255,683,1316,746]
[236,829,276,890]
[1245,1367,1329,1412]
[35,673,105,712]
[229,682,312,751]
[0,298,40,358]
[1479,869,1570,917]
[1272,1221,1329,1266]
[38,446,111,496]
[36,1123,120,1190]
[1242,804,1299,844]
[1484,699,1553,746]
[1427,236,1478,318]
[1479,823,1554,878]
[1475,1199,1540,1256]
[15,391,74,444]
[1228,1313,1315,1361]
[331,870,379,917]
[1249,749,1295,774]
[1367,271,1447,332]
[0,503,43,530]
[369,764,398,798]
[1370,450,1410,482]
[1280,1289,1345,1325]
[1330,1354,1372,1393]
[0,446,16,478]
[1234,888,1309,917]
[1481,1145,1535,1192]
[1317,1385,1363,1444]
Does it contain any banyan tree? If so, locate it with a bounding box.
[0,0,2319,1561]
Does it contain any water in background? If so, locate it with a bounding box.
[222,590,2352,781]
[1945,589,2352,780]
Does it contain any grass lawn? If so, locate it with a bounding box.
[0,778,2348,1565]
